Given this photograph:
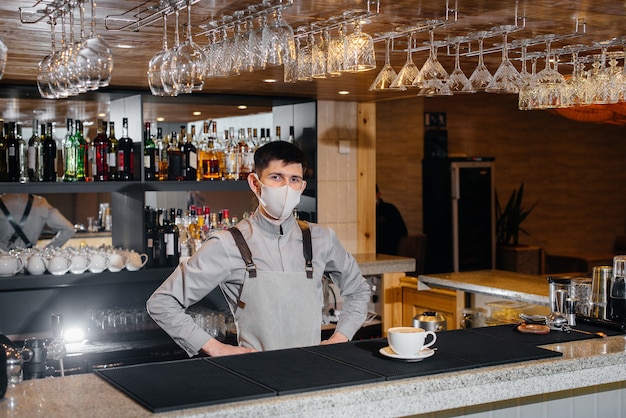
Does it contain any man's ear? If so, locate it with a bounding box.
[247,172,259,194]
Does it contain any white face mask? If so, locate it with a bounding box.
[252,174,304,220]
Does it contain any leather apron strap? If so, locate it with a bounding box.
[0,194,34,248]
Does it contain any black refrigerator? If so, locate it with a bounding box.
[422,157,495,274]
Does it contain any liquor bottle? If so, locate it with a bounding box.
[156,127,168,181]
[275,125,281,142]
[7,122,20,182]
[223,128,238,180]
[16,124,29,183]
[53,124,65,181]
[237,128,253,180]
[197,121,210,181]
[253,128,259,148]
[144,207,158,268]
[108,121,118,180]
[181,126,197,181]
[143,122,156,181]
[167,131,183,181]
[93,119,110,181]
[287,126,295,143]
[42,123,57,182]
[202,122,222,180]
[63,118,76,181]
[0,121,7,181]
[27,120,42,182]
[259,128,266,146]
[157,208,180,268]
[117,117,134,181]
[74,120,87,181]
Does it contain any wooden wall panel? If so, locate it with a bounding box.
[376,93,626,256]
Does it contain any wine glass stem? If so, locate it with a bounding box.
[544,40,551,71]
[384,38,390,65]
[162,13,168,50]
[455,42,461,70]
[187,0,193,42]
[174,9,180,48]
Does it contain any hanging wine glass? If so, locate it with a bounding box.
[369,36,401,91]
[160,8,182,96]
[82,0,113,89]
[343,18,376,73]
[485,25,521,94]
[326,22,346,76]
[37,17,57,99]
[533,34,566,109]
[447,36,475,94]
[389,32,419,89]
[49,9,71,98]
[147,12,169,96]
[0,34,6,80]
[468,31,493,91]
[311,29,328,79]
[174,0,205,91]
[416,28,451,96]
[295,33,313,81]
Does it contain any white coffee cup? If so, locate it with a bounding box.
[0,255,24,277]
[387,326,437,356]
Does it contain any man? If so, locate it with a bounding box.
[0,193,75,252]
[147,141,371,357]
[376,185,408,255]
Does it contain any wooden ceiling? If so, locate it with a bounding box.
[1,0,626,123]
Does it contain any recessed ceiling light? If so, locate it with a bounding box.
[156,117,165,122]
[97,113,106,118]
[192,111,202,116]
[238,105,248,110]
[116,44,134,49]
[338,90,350,95]
[263,79,277,83]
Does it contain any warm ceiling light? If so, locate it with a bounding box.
[338,90,350,95]
[263,79,277,83]
[116,44,134,49]
[238,105,248,110]
[97,113,106,118]
[156,117,165,122]
[192,111,202,116]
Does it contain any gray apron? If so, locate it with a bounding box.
[229,221,322,351]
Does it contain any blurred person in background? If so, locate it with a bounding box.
[0,193,75,251]
[376,184,408,255]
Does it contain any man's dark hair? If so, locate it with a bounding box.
[253,141,307,174]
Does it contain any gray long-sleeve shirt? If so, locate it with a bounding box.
[0,194,75,251]
[147,210,371,356]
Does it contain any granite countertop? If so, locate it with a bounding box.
[418,269,551,306]
[353,253,415,276]
[3,335,625,418]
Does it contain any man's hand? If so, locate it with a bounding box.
[201,338,257,357]
[320,331,348,345]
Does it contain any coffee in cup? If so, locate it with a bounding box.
[387,326,437,356]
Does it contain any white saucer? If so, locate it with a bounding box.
[379,346,435,362]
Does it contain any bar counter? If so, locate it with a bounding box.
[3,334,626,417]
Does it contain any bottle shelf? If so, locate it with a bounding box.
[0,180,251,194]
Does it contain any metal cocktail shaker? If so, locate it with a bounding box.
[591,266,612,319]
[548,276,572,314]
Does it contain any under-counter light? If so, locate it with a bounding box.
[338,90,350,95]
[238,105,248,110]
[156,117,165,122]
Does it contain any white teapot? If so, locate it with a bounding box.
[69,254,91,274]
[0,254,24,277]
[26,254,47,275]
[126,251,148,271]
[88,252,110,273]
[44,255,72,276]
[108,252,128,273]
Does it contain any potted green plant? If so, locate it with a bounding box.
[495,183,542,273]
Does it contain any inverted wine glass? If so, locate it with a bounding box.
[390,32,420,89]
[468,31,493,91]
[416,29,451,96]
[147,13,168,96]
[485,26,521,94]
[369,36,401,91]
[447,36,475,94]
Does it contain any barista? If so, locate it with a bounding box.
[147,141,371,357]
[0,194,75,252]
